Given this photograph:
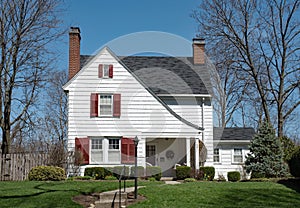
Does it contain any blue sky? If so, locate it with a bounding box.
[57,0,201,70]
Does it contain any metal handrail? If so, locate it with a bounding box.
[111,165,126,208]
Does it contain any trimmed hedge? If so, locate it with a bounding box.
[176,166,191,180]
[199,167,215,181]
[227,171,241,182]
[130,166,145,178]
[288,147,300,177]
[28,166,66,181]
[113,166,130,178]
[146,166,162,181]
[84,167,112,180]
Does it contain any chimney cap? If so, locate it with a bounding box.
[193,38,205,45]
[70,27,80,34]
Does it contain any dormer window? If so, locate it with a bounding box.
[98,64,113,78]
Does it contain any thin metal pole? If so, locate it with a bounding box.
[134,143,138,199]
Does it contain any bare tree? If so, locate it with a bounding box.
[44,70,68,167]
[209,39,250,127]
[0,0,64,154]
[193,0,300,137]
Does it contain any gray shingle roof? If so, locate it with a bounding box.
[80,55,212,95]
[119,56,209,95]
[214,127,256,141]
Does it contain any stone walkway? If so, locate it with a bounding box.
[89,180,182,208]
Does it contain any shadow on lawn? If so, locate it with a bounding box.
[0,183,82,199]
[277,178,300,193]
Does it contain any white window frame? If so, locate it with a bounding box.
[213,148,221,163]
[232,148,243,164]
[102,64,110,78]
[99,94,113,116]
[90,137,121,164]
[90,138,103,163]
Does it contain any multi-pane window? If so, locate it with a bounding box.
[90,139,103,163]
[100,95,112,116]
[108,139,120,162]
[103,64,109,77]
[213,148,220,163]
[233,148,243,163]
[90,138,120,164]
[91,139,102,150]
[109,139,120,150]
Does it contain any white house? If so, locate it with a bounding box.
[63,27,255,179]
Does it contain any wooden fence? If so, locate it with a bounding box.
[0,153,49,181]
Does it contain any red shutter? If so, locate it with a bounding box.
[109,64,113,78]
[113,94,121,117]
[90,93,98,117]
[121,138,135,164]
[75,137,90,165]
[98,64,103,78]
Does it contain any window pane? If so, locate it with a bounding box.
[233,149,243,163]
[108,151,120,162]
[213,148,220,162]
[234,149,242,155]
[109,139,120,150]
[234,156,243,163]
[103,65,109,77]
[91,151,103,163]
[100,95,112,115]
[91,139,102,150]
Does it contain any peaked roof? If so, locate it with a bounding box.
[214,127,256,141]
[80,55,212,95]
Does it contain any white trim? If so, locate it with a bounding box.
[98,94,114,117]
[89,137,121,165]
[214,140,251,144]
[186,138,190,167]
[213,148,221,164]
[231,148,244,164]
[195,138,200,170]
[101,64,110,78]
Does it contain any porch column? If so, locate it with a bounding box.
[137,138,146,167]
[186,138,190,167]
[195,138,200,170]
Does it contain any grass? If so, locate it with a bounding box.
[130,180,300,208]
[0,179,299,208]
[0,180,160,208]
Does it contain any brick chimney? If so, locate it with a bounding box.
[193,38,205,65]
[69,27,81,80]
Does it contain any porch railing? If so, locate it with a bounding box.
[111,165,126,208]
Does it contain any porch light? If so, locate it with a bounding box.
[134,136,139,199]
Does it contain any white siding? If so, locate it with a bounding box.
[166,97,214,167]
[213,143,251,180]
[65,48,201,153]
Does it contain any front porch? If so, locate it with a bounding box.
[141,138,207,177]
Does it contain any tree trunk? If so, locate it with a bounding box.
[1,127,10,154]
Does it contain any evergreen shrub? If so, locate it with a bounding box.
[227,171,240,182]
[176,166,191,180]
[28,166,66,181]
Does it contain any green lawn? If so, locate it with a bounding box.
[0,180,146,208]
[0,180,299,208]
[130,180,300,208]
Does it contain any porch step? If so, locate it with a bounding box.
[160,177,174,181]
[95,192,127,208]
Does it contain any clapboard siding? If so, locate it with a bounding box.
[213,144,250,179]
[65,48,207,152]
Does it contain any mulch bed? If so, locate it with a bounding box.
[73,192,146,208]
